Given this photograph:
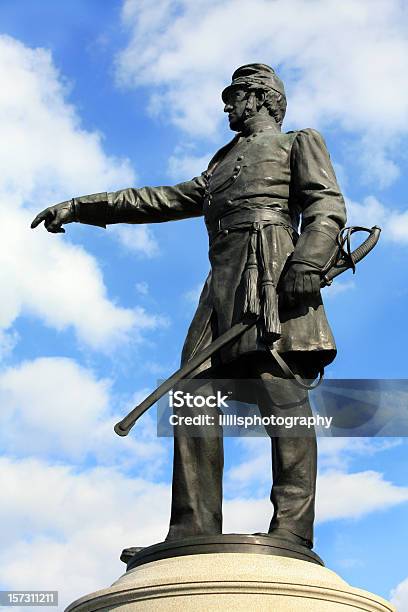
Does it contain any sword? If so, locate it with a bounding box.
[114,225,381,437]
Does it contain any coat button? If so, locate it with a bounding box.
[234,165,241,171]
[237,155,243,161]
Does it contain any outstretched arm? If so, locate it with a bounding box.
[31,175,206,233]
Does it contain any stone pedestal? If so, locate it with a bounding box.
[66,536,395,612]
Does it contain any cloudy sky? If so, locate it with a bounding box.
[0,0,407,609]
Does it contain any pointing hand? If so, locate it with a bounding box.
[31,200,75,233]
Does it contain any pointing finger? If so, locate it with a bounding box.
[31,211,48,229]
[31,213,45,229]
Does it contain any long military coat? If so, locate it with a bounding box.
[75,115,347,372]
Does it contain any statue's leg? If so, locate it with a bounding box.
[166,378,223,541]
[253,355,317,548]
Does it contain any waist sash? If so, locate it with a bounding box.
[207,208,297,241]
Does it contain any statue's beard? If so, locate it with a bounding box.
[228,114,244,131]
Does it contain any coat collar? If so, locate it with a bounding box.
[240,114,281,136]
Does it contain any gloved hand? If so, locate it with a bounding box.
[31,200,76,233]
[281,262,321,308]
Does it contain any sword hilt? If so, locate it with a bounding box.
[321,225,381,286]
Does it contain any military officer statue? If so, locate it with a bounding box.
[31,64,347,555]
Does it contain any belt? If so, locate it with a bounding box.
[207,208,297,241]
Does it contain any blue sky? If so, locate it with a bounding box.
[0,0,407,609]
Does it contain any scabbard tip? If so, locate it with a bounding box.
[114,422,128,437]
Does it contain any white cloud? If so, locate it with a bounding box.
[346,196,408,245]
[0,208,163,350]
[117,0,408,186]
[110,224,160,257]
[354,136,401,189]
[0,457,170,610]
[168,151,212,182]
[317,438,402,470]
[0,34,162,350]
[316,469,408,522]
[0,35,133,204]
[223,496,271,534]
[0,357,168,472]
[391,576,408,612]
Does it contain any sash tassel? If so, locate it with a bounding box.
[242,222,281,339]
[242,225,261,316]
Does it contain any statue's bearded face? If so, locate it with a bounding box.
[223,87,249,132]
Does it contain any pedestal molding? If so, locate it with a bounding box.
[66,552,395,612]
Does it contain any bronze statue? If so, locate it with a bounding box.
[31,64,349,552]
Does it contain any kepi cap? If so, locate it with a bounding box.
[222,63,285,102]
